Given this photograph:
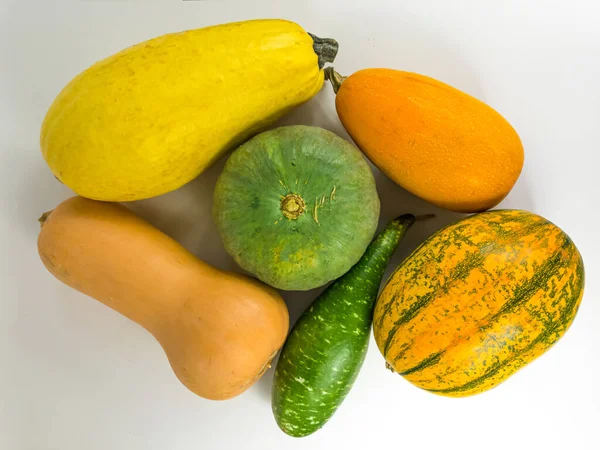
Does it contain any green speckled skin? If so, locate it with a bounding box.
[272,215,415,437]
[213,125,380,291]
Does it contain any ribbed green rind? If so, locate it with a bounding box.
[272,215,415,437]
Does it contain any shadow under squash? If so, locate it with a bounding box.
[125,156,239,273]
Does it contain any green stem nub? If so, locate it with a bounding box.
[38,210,53,227]
[324,67,346,94]
[281,194,306,220]
[308,33,339,69]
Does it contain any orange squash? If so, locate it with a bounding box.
[326,68,524,213]
[38,196,289,400]
[374,210,584,397]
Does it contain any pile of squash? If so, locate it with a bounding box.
[37,19,585,438]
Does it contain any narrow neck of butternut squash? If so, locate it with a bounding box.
[95,259,217,334]
[38,199,224,337]
[99,292,172,334]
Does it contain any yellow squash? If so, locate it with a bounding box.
[41,19,338,201]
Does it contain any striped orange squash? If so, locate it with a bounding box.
[373,210,584,397]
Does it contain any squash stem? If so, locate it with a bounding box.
[324,67,346,94]
[308,33,339,69]
[38,210,53,227]
[281,194,306,220]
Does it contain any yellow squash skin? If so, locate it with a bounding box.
[373,210,584,397]
[41,19,327,201]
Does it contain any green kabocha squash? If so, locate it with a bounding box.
[213,125,380,291]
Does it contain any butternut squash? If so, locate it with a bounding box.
[37,196,289,400]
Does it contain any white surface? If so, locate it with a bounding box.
[2,0,599,449]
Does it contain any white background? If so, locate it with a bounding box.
[2,1,599,449]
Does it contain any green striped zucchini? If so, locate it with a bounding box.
[272,215,416,436]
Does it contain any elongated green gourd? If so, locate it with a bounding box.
[272,215,416,437]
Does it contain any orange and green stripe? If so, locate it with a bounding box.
[373,210,585,397]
